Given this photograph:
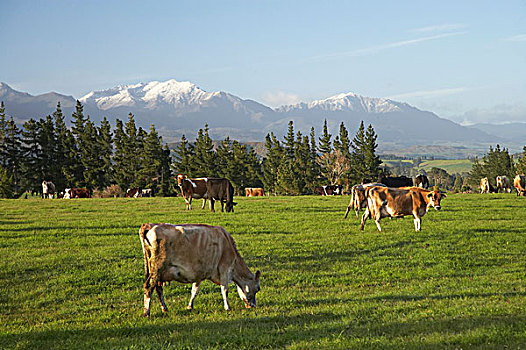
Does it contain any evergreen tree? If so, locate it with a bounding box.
[124,114,143,187]
[172,134,196,176]
[4,118,22,194]
[79,117,104,191]
[349,121,367,183]
[277,121,299,194]
[137,124,163,190]
[69,101,87,186]
[0,166,14,198]
[97,117,113,189]
[0,102,6,168]
[318,119,332,155]
[363,124,382,181]
[261,132,283,195]
[516,145,526,175]
[113,118,132,190]
[52,102,72,191]
[158,144,173,196]
[20,119,43,193]
[193,124,217,176]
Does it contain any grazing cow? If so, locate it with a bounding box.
[480,177,496,194]
[41,180,56,199]
[126,188,142,198]
[64,188,91,199]
[177,174,209,210]
[344,183,386,219]
[379,175,414,188]
[141,188,153,197]
[360,186,446,232]
[314,185,343,196]
[245,187,265,197]
[206,178,237,212]
[514,175,526,196]
[496,176,512,193]
[139,223,261,317]
[414,174,430,189]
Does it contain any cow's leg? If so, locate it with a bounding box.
[220,285,230,311]
[209,199,216,213]
[360,208,369,230]
[187,282,201,310]
[413,215,421,231]
[143,282,156,317]
[220,200,225,212]
[202,198,206,209]
[156,285,168,313]
[374,218,382,232]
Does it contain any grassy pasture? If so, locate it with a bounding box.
[382,159,473,174]
[1,194,525,349]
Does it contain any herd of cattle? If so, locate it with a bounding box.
[39,172,526,316]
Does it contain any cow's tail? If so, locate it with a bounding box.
[139,223,165,289]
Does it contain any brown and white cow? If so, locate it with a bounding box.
[126,188,142,198]
[344,183,386,219]
[496,176,512,193]
[63,188,91,199]
[42,180,56,199]
[245,187,265,197]
[314,185,343,196]
[514,174,526,196]
[360,187,446,232]
[139,223,261,317]
[480,177,496,194]
[177,174,209,210]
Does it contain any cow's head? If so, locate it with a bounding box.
[237,270,261,308]
[176,174,185,186]
[426,190,446,211]
[225,201,237,213]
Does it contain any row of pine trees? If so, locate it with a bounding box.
[0,100,384,198]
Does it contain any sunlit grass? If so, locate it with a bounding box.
[1,193,525,349]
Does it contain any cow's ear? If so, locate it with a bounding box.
[255,270,261,280]
[427,193,433,198]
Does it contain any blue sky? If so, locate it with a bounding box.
[1,0,525,124]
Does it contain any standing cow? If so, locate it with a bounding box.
[177,175,209,210]
[480,177,496,194]
[139,223,261,317]
[361,186,446,232]
[496,176,512,193]
[206,178,237,212]
[245,188,265,197]
[42,180,56,199]
[514,175,526,196]
[414,174,430,189]
[344,183,386,220]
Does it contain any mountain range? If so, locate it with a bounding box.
[0,79,520,157]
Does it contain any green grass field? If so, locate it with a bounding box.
[1,194,525,349]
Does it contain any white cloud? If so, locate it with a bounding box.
[261,91,302,107]
[410,24,467,33]
[459,103,526,125]
[387,87,468,100]
[308,31,467,62]
[503,34,526,42]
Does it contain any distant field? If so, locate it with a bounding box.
[1,194,525,349]
[383,159,473,174]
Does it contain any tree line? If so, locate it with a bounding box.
[0,99,384,198]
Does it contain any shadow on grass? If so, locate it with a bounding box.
[3,225,138,234]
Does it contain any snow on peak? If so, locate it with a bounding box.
[277,92,408,114]
[79,78,213,110]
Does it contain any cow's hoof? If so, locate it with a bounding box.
[186,306,193,311]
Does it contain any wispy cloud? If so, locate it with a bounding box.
[261,91,302,107]
[308,31,466,62]
[410,23,467,33]
[387,87,468,100]
[503,34,526,42]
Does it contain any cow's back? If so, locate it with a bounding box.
[144,224,235,283]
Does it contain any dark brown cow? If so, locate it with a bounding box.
[126,188,142,198]
[206,178,237,212]
[177,174,209,210]
[344,183,386,219]
[245,187,265,197]
[42,180,56,199]
[413,174,430,189]
[379,175,414,188]
[64,188,91,199]
[496,176,512,193]
[514,175,526,196]
[314,185,343,196]
[139,223,261,317]
[361,186,446,232]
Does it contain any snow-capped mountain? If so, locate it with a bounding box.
[0,79,501,151]
[277,92,409,114]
